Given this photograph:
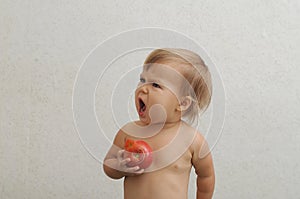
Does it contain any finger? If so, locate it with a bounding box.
[127,168,144,176]
[125,166,140,173]
[117,150,125,161]
[134,168,144,175]
[120,158,131,166]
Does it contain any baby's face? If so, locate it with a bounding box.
[135,63,187,124]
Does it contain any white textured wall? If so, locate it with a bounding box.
[1,0,299,198]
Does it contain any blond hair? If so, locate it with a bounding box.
[144,48,212,123]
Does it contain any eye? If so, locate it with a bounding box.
[140,78,145,83]
[152,82,161,88]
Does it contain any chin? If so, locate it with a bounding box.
[138,116,151,125]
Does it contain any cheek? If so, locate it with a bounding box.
[163,94,179,108]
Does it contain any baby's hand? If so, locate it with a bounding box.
[117,150,144,176]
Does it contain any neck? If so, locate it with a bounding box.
[135,117,182,130]
[153,119,181,130]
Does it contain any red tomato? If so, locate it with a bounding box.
[124,139,153,169]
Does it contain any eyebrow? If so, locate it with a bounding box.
[147,78,164,86]
[139,74,163,84]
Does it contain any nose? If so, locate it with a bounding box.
[141,84,149,94]
[137,83,149,94]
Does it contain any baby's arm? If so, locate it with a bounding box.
[103,129,143,179]
[191,133,215,199]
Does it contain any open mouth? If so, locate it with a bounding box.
[138,98,146,116]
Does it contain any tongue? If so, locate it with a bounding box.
[141,105,146,112]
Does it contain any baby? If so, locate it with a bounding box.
[103,48,215,199]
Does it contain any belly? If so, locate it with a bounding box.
[124,165,191,199]
[124,141,193,199]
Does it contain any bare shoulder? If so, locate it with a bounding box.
[191,131,211,159]
[114,121,145,147]
[104,125,129,160]
[187,126,214,177]
[179,122,205,153]
[113,127,129,148]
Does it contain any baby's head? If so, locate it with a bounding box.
[143,48,212,123]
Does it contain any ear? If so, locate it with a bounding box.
[176,96,192,112]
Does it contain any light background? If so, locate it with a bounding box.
[0,0,299,198]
